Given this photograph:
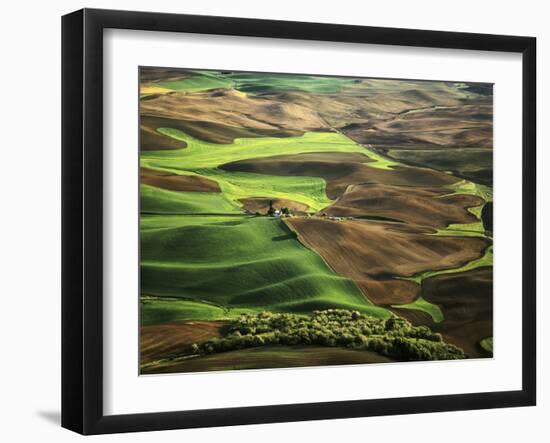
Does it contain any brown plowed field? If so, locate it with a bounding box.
[285,218,488,305]
[140,167,221,193]
[140,124,186,151]
[325,183,483,228]
[263,90,492,150]
[140,67,191,83]
[390,267,493,358]
[140,89,328,143]
[423,267,493,358]
[141,345,393,374]
[221,152,459,199]
[359,279,421,305]
[140,320,224,364]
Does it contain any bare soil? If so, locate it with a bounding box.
[285,218,489,305]
[140,320,224,364]
[141,345,393,374]
[140,89,328,143]
[141,167,221,193]
[221,152,459,199]
[325,183,483,228]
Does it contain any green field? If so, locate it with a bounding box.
[141,184,242,214]
[140,130,402,212]
[435,220,487,238]
[143,130,370,169]
[153,70,360,94]
[392,296,444,323]
[444,179,493,202]
[198,169,331,212]
[359,145,400,170]
[155,71,234,92]
[225,72,359,94]
[141,297,225,326]
[141,215,391,318]
[140,296,258,326]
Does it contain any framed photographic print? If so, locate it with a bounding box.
[62,8,536,434]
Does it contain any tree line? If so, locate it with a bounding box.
[188,309,465,361]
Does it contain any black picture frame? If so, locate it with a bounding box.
[62,8,537,435]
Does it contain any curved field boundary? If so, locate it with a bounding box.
[140,130,396,212]
[146,130,370,168]
[391,296,444,323]
[141,215,392,319]
[398,245,493,286]
[392,245,493,322]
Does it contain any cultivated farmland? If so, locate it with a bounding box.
[139,67,494,373]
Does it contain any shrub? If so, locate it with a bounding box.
[191,309,466,361]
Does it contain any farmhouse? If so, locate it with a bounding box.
[267,200,282,217]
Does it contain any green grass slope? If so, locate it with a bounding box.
[153,70,359,94]
[141,297,225,325]
[141,215,391,319]
[142,130,370,169]
[155,71,233,92]
[223,72,358,94]
[140,184,241,214]
[201,169,331,212]
[140,131,375,212]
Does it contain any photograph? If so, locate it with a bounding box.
[139,67,494,375]
[0,0,543,439]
